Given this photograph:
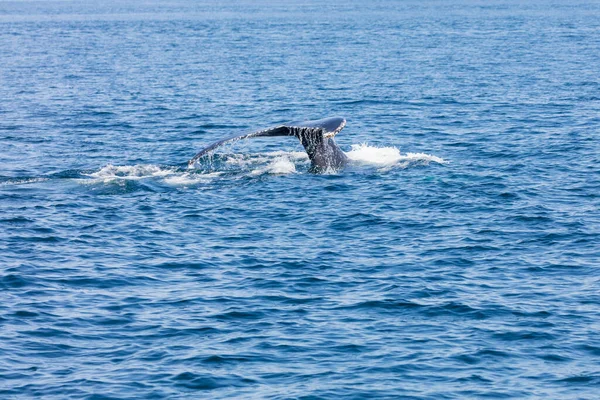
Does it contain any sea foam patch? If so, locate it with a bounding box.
[346,144,446,170]
[163,172,223,186]
[215,150,306,175]
[87,164,173,180]
[250,156,297,176]
[82,164,223,187]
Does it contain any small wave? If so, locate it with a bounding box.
[346,143,446,170]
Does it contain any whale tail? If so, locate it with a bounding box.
[188,117,347,170]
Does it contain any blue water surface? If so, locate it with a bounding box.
[1,1,599,398]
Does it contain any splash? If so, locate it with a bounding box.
[198,151,306,176]
[250,156,297,176]
[79,145,444,189]
[163,172,223,186]
[346,144,403,166]
[82,164,221,187]
[87,164,173,179]
[346,144,446,170]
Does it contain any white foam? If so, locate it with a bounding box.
[250,156,297,175]
[346,143,403,166]
[222,151,307,169]
[346,143,446,170]
[81,145,444,187]
[81,164,222,187]
[163,172,222,186]
[87,164,173,179]
[265,150,308,161]
[191,150,305,176]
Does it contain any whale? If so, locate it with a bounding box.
[188,117,348,172]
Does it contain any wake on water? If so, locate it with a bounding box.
[2,145,445,188]
[83,144,446,186]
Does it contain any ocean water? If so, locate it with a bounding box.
[1,0,599,398]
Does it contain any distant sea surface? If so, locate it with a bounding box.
[1,1,599,398]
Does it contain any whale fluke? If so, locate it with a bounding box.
[188,117,348,172]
